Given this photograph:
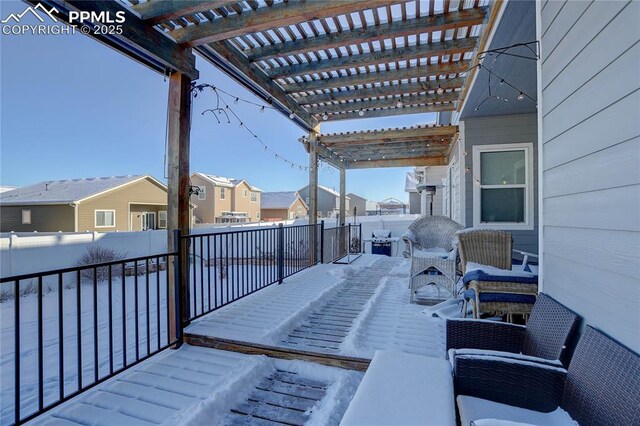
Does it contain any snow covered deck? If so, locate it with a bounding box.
[185,255,445,360]
[26,255,446,425]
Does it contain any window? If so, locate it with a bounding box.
[243,189,247,197]
[220,187,226,200]
[250,192,257,202]
[472,143,534,230]
[21,210,31,224]
[197,186,206,200]
[158,211,168,229]
[297,206,303,214]
[95,210,116,228]
[256,212,260,219]
[305,197,309,205]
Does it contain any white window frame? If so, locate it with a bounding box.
[158,211,168,229]
[197,186,206,200]
[250,192,257,202]
[472,143,534,231]
[220,187,226,200]
[95,209,116,228]
[21,209,31,224]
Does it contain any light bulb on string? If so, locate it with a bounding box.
[436,86,444,95]
[289,112,295,119]
[517,92,525,101]
[396,100,403,108]
[358,109,365,117]
[260,106,265,113]
[234,97,239,104]
[322,114,329,121]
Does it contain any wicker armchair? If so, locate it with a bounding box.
[447,293,581,367]
[454,326,640,425]
[456,229,539,320]
[402,216,464,303]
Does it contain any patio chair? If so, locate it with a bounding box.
[457,229,539,320]
[454,326,640,425]
[402,215,464,303]
[447,293,581,367]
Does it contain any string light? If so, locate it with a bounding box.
[517,92,525,101]
[358,109,365,117]
[436,85,444,95]
[289,112,295,119]
[396,100,403,108]
[193,83,309,172]
[322,114,329,121]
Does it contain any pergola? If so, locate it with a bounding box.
[30,0,500,334]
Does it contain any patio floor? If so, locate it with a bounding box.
[31,255,445,425]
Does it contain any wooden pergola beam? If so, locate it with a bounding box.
[54,1,198,79]
[197,40,317,129]
[306,92,459,115]
[266,37,477,79]
[319,125,459,144]
[284,60,470,93]
[247,8,487,61]
[347,156,447,169]
[330,142,451,154]
[297,77,465,105]
[321,103,456,121]
[133,0,237,24]
[170,0,399,46]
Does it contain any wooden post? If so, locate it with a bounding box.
[308,126,320,263]
[167,71,192,344]
[339,168,346,226]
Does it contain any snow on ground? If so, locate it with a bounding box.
[187,255,447,360]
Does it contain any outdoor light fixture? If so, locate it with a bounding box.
[518,92,525,101]
[436,86,444,95]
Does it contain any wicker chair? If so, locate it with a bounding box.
[402,216,464,303]
[457,229,539,320]
[454,326,640,425]
[447,293,581,367]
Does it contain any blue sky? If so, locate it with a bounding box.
[0,1,439,202]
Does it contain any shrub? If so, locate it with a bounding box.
[76,246,127,282]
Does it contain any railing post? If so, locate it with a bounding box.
[173,230,183,347]
[320,220,325,264]
[277,223,284,284]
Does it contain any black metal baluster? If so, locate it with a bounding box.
[58,273,64,401]
[93,267,98,383]
[156,256,161,351]
[207,236,211,312]
[15,279,20,425]
[145,259,150,357]
[165,256,170,347]
[76,270,82,390]
[122,262,127,367]
[225,233,229,304]
[199,237,204,315]
[38,276,43,411]
[134,262,139,361]
[108,266,113,375]
[191,237,197,316]
[213,235,218,309]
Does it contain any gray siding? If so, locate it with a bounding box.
[298,186,348,218]
[540,1,640,352]
[409,192,421,214]
[0,204,75,232]
[462,114,539,254]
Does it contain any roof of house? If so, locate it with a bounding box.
[0,175,163,206]
[261,191,307,209]
[194,173,262,192]
[346,193,367,202]
[0,186,18,193]
[299,184,350,199]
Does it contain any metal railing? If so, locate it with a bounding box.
[322,224,363,264]
[0,253,181,425]
[181,223,322,321]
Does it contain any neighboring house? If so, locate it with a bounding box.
[297,184,350,219]
[405,167,446,215]
[260,191,308,221]
[0,175,172,232]
[377,198,408,215]
[365,200,379,216]
[190,173,262,223]
[346,193,367,217]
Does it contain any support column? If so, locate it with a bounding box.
[339,168,346,226]
[308,126,320,263]
[167,71,192,343]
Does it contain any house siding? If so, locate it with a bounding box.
[539,0,640,352]
[233,181,260,222]
[346,194,367,216]
[0,204,75,232]
[298,186,348,218]
[77,178,167,231]
[462,113,539,254]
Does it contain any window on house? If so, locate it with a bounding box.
[305,197,309,205]
[473,143,534,230]
[243,189,247,197]
[158,211,168,229]
[297,206,303,214]
[220,187,226,200]
[250,192,257,202]
[21,210,31,224]
[197,186,206,200]
[95,210,116,227]
[256,212,260,219]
